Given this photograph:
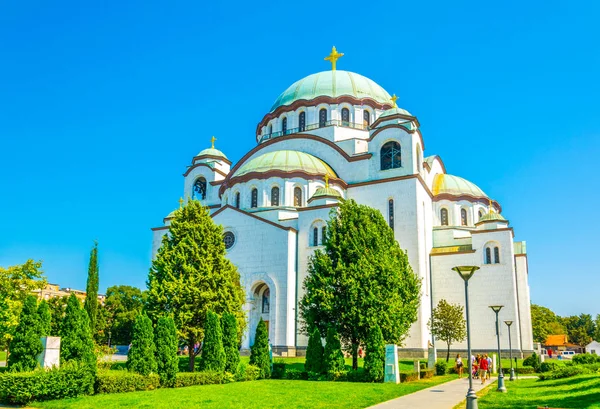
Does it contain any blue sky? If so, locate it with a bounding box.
[1,1,598,317]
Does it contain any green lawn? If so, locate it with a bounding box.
[474,374,600,409]
[33,375,457,409]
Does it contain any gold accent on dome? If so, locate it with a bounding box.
[324,174,330,188]
[391,94,398,108]
[211,136,216,149]
[489,198,493,214]
[324,46,344,71]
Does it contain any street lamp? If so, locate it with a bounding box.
[504,320,515,381]
[452,266,480,409]
[489,305,507,392]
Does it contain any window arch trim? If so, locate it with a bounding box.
[380,140,402,170]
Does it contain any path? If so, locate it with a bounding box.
[367,377,495,409]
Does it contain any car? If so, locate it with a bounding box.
[560,350,576,359]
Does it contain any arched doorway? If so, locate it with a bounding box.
[249,282,272,346]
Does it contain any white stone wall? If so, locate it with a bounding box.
[515,254,533,351]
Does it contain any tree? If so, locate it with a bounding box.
[103,285,146,345]
[563,314,596,346]
[7,295,42,371]
[428,299,467,362]
[531,304,565,343]
[304,327,324,373]
[249,319,270,379]
[595,315,600,342]
[127,314,157,375]
[48,296,68,337]
[300,199,421,370]
[146,200,246,372]
[155,316,178,386]
[323,327,345,374]
[60,294,96,371]
[364,324,385,382]
[37,300,52,337]
[198,311,226,372]
[222,312,240,374]
[84,242,99,336]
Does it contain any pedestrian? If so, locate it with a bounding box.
[479,354,489,384]
[455,354,463,378]
[487,354,492,380]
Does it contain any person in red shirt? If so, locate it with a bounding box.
[479,354,489,384]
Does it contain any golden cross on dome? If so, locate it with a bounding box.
[324,174,330,188]
[391,94,398,108]
[179,197,184,208]
[488,198,493,214]
[211,136,216,149]
[325,46,344,71]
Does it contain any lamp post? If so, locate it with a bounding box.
[504,320,515,381]
[452,266,480,409]
[489,305,507,392]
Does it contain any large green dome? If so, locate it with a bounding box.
[433,174,487,198]
[270,70,391,112]
[233,150,337,178]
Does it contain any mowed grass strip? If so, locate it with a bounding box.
[33,375,457,409]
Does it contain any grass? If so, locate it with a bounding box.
[32,375,457,409]
[472,374,600,409]
[0,350,5,362]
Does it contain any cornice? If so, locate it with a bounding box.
[220,171,348,195]
[370,112,421,130]
[211,205,298,233]
[192,154,232,166]
[434,194,502,213]
[183,163,228,178]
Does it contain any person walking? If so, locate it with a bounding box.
[487,354,492,380]
[479,353,489,384]
[455,354,463,378]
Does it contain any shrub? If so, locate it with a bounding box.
[573,353,600,365]
[284,369,308,380]
[539,361,559,373]
[420,362,427,370]
[0,363,94,405]
[249,318,271,379]
[173,371,223,388]
[364,324,385,382]
[515,366,536,374]
[345,370,368,383]
[155,316,178,386]
[222,312,240,374]
[37,299,52,337]
[61,294,96,372]
[271,361,286,379]
[95,370,160,393]
[127,314,157,375]
[523,352,540,369]
[323,327,345,373]
[400,371,419,382]
[305,327,324,373]
[199,311,226,372]
[435,361,447,375]
[235,363,260,382]
[7,295,42,371]
[327,370,349,382]
[420,369,434,379]
[538,365,592,380]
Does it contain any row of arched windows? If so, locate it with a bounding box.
[440,207,490,226]
[312,226,327,246]
[267,107,372,136]
[234,186,304,209]
[485,246,501,264]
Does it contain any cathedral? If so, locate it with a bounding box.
[152,47,534,357]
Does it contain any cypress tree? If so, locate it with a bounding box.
[37,299,52,337]
[364,324,385,382]
[304,327,324,373]
[155,316,178,386]
[249,318,271,379]
[323,327,345,373]
[199,311,226,372]
[7,295,42,371]
[61,294,96,371]
[222,312,240,374]
[127,314,157,375]
[84,242,99,335]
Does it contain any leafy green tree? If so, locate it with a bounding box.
[249,318,271,379]
[37,299,52,337]
[222,312,240,374]
[94,302,110,344]
[595,315,600,342]
[48,296,68,337]
[104,285,146,345]
[323,327,345,374]
[427,299,466,362]
[198,311,226,372]
[7,295,42,371]
[146,200,246,372]
[300,199,421,370]
[155,316,178,385]
[364,324,385,382]
[531,304,566,343]
[127,314,157,375]
[562,314,596,346]
[84,242,99,335]
[61,294,96,371]
[304,327,324,373]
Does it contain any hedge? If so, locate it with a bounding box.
[271,362,286,379]
[515,366,536,374]
[420,369,434,379]
[173,371,224,388]
[400,372,419,382]
[235,363,261,382]
[573,353,600,365]
[538,365,592,381]
[435,362,447,375]
[95,370,160,394]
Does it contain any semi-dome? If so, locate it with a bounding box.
[477,212,507,223]
[312,186,341,199]
[433,174,487,198]
[196,147,228,159]
[270,70,391,112]
[380,106,412,118]
[233,150,337,178]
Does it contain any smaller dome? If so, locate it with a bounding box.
[197,148,228,159]
[477,212,507,223]
[312,186,341,199]
[433,174,487,198]
[165,209,178,220]
[233,150,337,178]
[379,106,412,118]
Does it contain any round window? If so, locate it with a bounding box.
[223,232,235,249]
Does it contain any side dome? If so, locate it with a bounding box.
[433,174,487,198]
[233,150,337,178]
[197,147,228,159]
[270,70,391,112]
[380,106,412,117]
[477,212,507,223]
[312,186,341,199]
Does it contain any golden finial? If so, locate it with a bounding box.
[391,94,398,108]
[179,197,184,208]
[488,199,493,214]
[324,174,330,188]
[211,136,216,149]
[324,46,344,71]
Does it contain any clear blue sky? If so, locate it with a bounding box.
[1,1,598,317]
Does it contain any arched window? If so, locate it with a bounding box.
[380,141,402,170]
[262,288,270,313]
[193,177,207,200]
[363,110,370,127]
[271,186,279,206]
[299,111,306,132]
[313,227,319,246]
[294,187,302,207]
[388,199,395,231]
[235,192,240,209]
[494,247,500,264]
[321,226,327,245]
[282,117,287,134]
[440,208,448,226]
[251,188,258,208]
[416,147,422,171]
[485,247,492,264]
[478,209,484,220]
[268,124,272,135]
[319,108,327,128]
[341,108,350,126]
[461,208,468,226]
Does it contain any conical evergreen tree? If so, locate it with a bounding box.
[249,318,271,379]
[155,316,178,386]
[198,311,226,372]
[84,242,99,335]
[222,312,240,374]
[364,324,385,382]
[305,326,324,373]
[37,299,52,337]
[127,314,157,375]
[61,294,96,372]
[146,200,246,372]
[7,295,42,371]
[323,327,345,373]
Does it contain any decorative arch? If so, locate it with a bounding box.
[270,185,280,206]
[193,177,207,200]
[309,219,327,246]
[281,117,288,135]
[381,141,402,170]
[247,275,278,347]
[298,110,306,132]
[483,241,501,264]
[319,107,328,127]
[250,187,258,208]
[293,186,303,207]
[440,207,449,226]
[461,208,468,226]
[363,108,372,127]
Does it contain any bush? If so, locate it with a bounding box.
[8,295,43,371]
[95,370,160,394]
[345,370,368,383]
[539,361,559,373]
[573,353,600,365]
[249,319,271,379]
[515,366,536,374]
[327,370,349,382]
[271,361,286,379]
[420,369,434,379]
[221,312,240,375]
[323,327,345,373]
[199,311,226,372]
[364,324,385,382]
[173,371,223,388]
[0,363,94,405]
[61,294,96,372]
[127,314,157,375]
[305,327,324,373]
[435,361,447,376]
[400,372,419,382]
[538,365,592,381]
[235,363,261,382]
[284,369,308,380]
[155,316,178,386]
[523,352,540,369]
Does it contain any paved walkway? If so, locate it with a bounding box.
[367,378,495,409]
